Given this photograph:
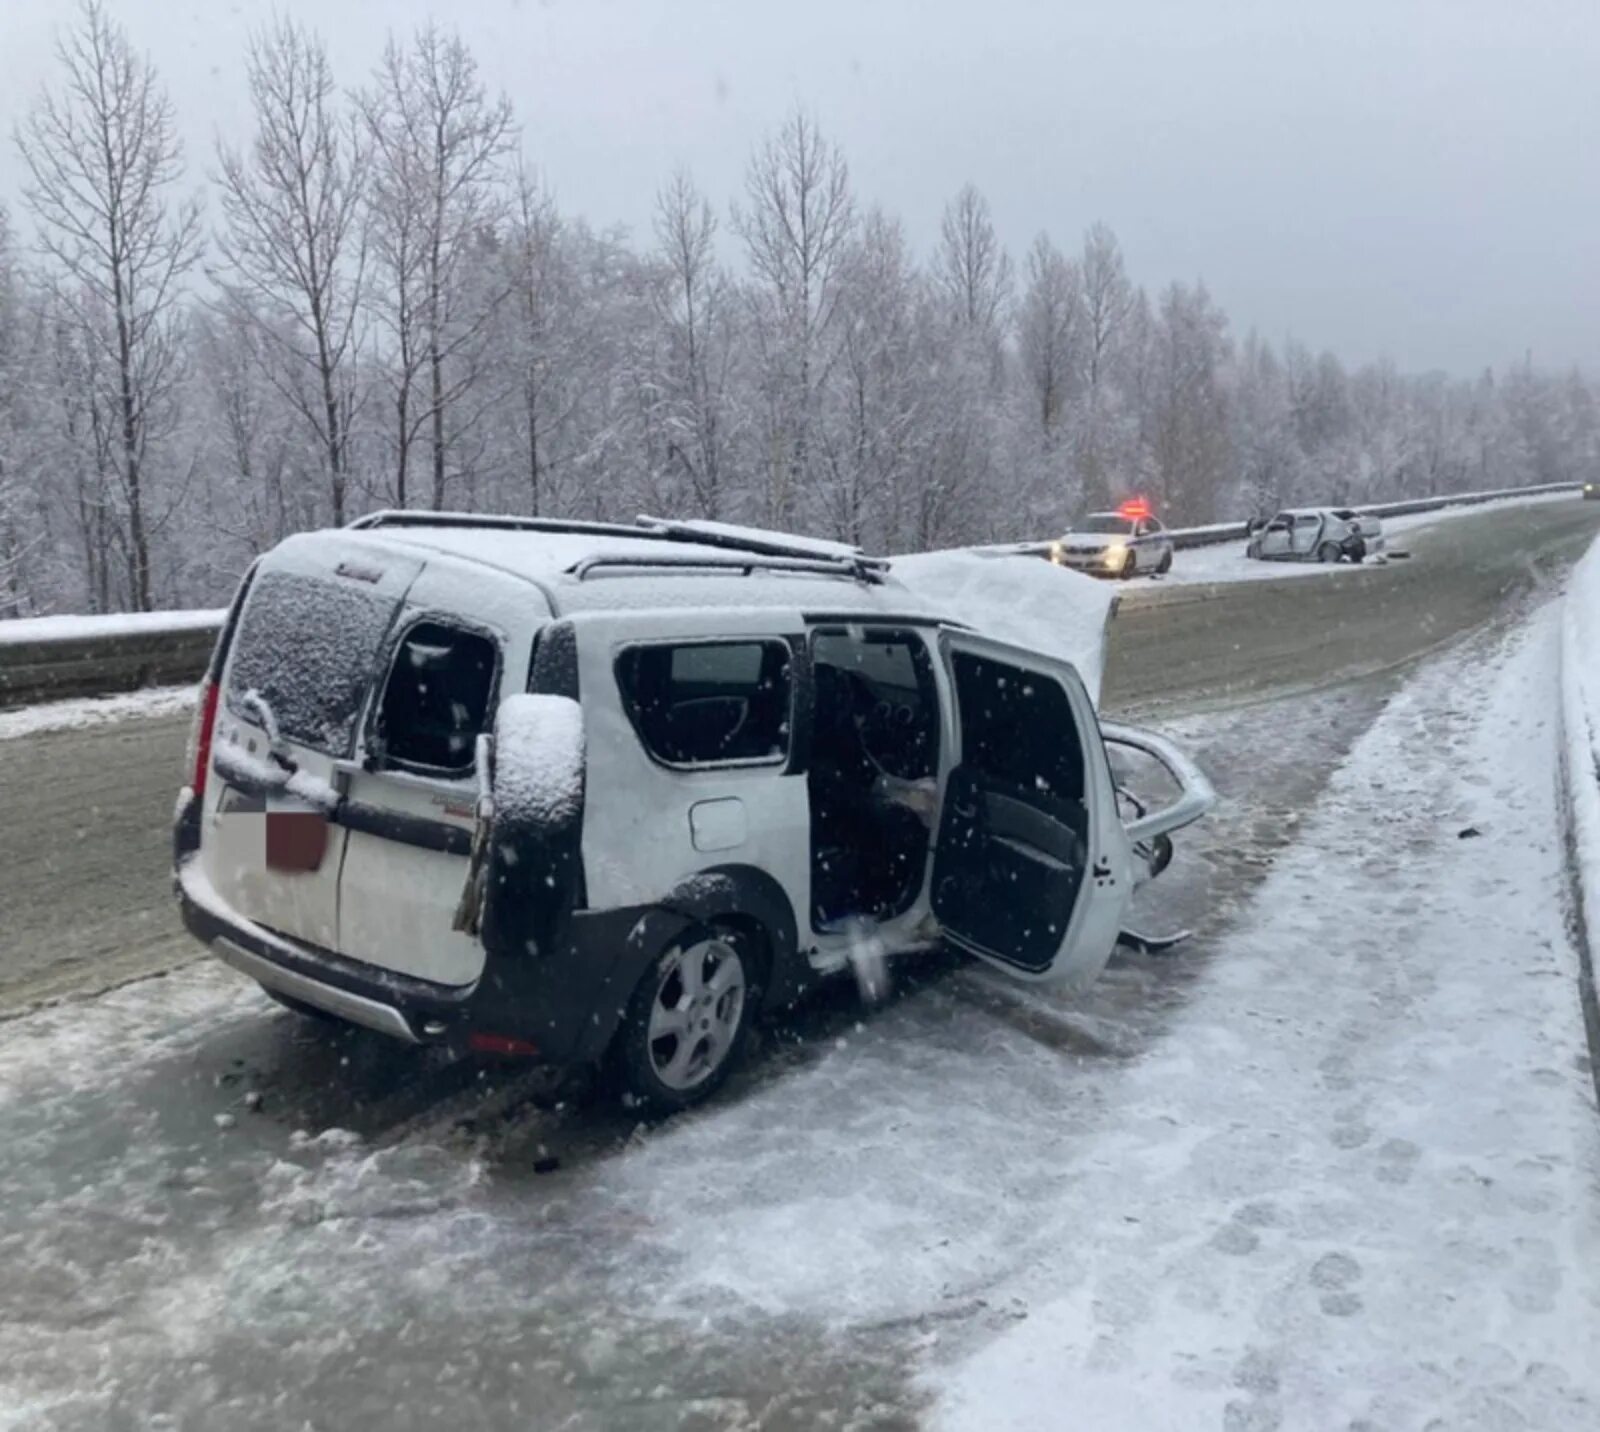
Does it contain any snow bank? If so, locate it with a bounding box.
[1561,536,1600,1010]
[0,608,225,644]
[893,549,1116,703]
[0,683,197,741]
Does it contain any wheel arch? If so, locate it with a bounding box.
[657,863,802,1009]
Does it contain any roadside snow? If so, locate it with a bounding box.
[1561,536,1600,998]
[0,608,224,644]
[0,683,197,741]
[930,601,1600,1430]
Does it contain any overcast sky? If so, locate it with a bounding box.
[1,0,1595,375]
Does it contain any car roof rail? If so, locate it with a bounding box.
[348,510,645,539]
[347,509,892,581]
[571,552,886,584]
[633,515,891,579]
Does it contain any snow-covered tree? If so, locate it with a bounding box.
[214,14,366,525]
[733,107,855,528]
[359,25,516,510]
[14,0,202,610]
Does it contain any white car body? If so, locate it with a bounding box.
[173,514,1213,1106]
[1247,508,1385,563]
[1050,513,1175,579]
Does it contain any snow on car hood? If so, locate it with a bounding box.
[891,549,1116,705]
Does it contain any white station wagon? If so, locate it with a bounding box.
[174,514,1213,1111]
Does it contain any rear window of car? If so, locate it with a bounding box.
[373,621,499,775]
[616,639,792,767]
[226,570,395,755]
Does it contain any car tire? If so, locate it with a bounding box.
[610,922,762,1116]
[1118,550,1137,580]
[1317,542,1341,564]
[1156,549,1173,575]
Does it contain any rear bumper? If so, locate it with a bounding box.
[177,855,476,1042]
[173,789,651,1065]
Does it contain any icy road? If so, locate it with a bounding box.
[1,498,1599,1430]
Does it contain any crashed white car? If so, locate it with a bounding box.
[173,514,1213,1111]
[1246,507,1384,564]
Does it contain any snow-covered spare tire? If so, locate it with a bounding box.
[473,694,587,959]
[493,694,585,832]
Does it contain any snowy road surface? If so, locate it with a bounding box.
[933,604,1599,1430]
[1,504,1598,1429]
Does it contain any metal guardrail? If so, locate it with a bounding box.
[0,481,1583,710]
[1007,480,1583,558]
[0,623,222,710]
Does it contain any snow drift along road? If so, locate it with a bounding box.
[933,602,1600,1430]
[1560,534,1600,1082]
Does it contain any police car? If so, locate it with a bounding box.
[1049,500,1175,579]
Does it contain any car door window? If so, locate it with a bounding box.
[616,639,792,767]
[810,628,939,780]
[952,649,1084,803]
[373,620,499,775]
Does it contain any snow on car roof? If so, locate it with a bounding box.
[282,521,937,621]
[260,521,1116,691]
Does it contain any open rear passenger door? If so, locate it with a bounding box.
[930,630,1134,985]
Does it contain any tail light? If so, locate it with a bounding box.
[188,679,221,800]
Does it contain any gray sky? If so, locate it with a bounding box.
[2,0,1596,375]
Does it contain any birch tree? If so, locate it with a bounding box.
[360,27,516,510]
[1018,233,1081,441]
[936,183,1011,331]
[14,0,202,610]
[0,205,26,614]
[734,108,855,527]
[214,15,365,525]
[652,169,737,519]
[1072,222,1135,507]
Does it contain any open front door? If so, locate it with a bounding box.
[931,630,1134,985]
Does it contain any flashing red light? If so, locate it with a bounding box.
[189,678,220,800]
[1117,498,1153,521]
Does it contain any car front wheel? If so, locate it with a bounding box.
[612,924,760,1114]
[1317,542,1341,564]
